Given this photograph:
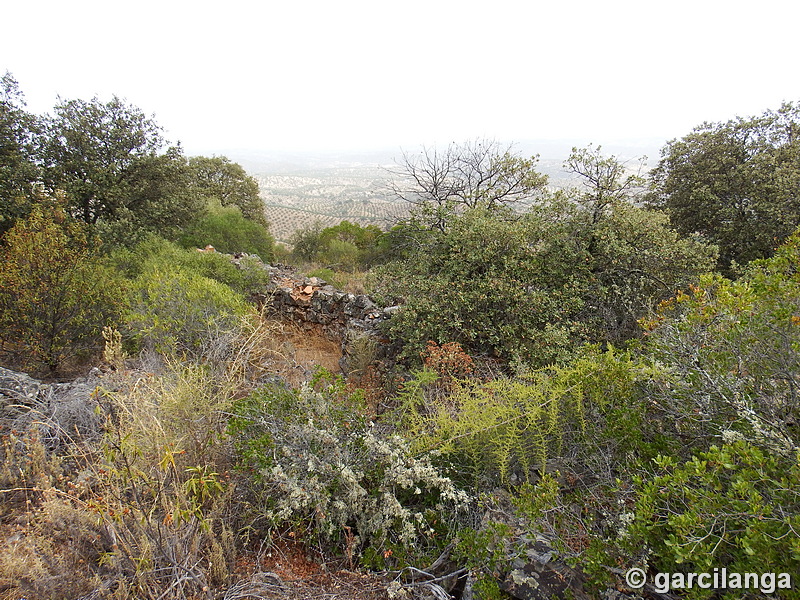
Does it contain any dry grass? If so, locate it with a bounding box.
[0,306,377,600]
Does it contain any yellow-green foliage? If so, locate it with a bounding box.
[405,347,651,484]
[124,264,251,361]
[0,205,124,372]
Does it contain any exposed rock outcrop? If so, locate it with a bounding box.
[250,264,398,374]
[0,366,105,447]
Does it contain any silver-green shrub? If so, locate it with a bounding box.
[228,371,471,563]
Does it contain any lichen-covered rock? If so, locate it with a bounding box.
[0,366,104,447]
[499,538,592,600]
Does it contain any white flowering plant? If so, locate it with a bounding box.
[228,369,471,566]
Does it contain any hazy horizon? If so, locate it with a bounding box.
[3,1,798,162]
[206,136,666,176]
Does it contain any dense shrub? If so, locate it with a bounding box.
[290,220,385,271]
[179,201,275,262]
[623,442,800,599]
[371,206,588,366]
[641,229,800,456]
[123,264,251,362]
[111,235,270,296]
[0,205,124,372]
[228,371,471,565]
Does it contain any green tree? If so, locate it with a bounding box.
[188,155,267,224]
[0,205,123,372]
[565,144,647,225]
[374,148,716,365]
[581,203,717,342]
[649,102,800,273]
[316,220,384,270]
[39,95,201,242]
[564,146,718,342]
[289,220,324,261]
[0,72,40,235]
[93,147,200,247]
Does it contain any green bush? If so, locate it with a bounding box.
[323,238,360,271]
[642,229,800,456]
[372,184,715,367]
[290,220,385,271]
[179,202,275,262]
[371,206,588,366]
[228,371,470,564]
[111,235,270,296]
[123,264,251,361]
[624,442,800,599]
[0,205,124,372]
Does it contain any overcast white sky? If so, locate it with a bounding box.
[3,0,799,159]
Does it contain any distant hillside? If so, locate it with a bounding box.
[255,166,407,244]
[245,141,661,245]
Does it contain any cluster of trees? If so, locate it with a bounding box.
[370,141,716,365]
[289,218,384,271]
[0,72,271,251]
[0,73,274,374]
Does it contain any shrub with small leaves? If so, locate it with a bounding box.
[228,370,471,564]
[123,264,251,361]
[622,441,800,599]
[0,204,124,372]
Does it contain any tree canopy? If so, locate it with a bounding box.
[188,155,266,225]
[373,146,717,365]
[649,102,800,273]
[0,72,40,234]
[0,80,268,249]
[40,96,169,224]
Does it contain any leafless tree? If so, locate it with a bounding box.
[389,139,548,231]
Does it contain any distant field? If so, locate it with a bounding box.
[265,204,406,245]
[256,167,409,245]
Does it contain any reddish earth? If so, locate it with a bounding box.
[233,537,389,599]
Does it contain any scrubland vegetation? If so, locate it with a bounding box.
[2,71,800,599]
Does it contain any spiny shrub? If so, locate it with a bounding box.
[228,370,471,565]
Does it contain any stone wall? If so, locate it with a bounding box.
[251,264,398,374]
